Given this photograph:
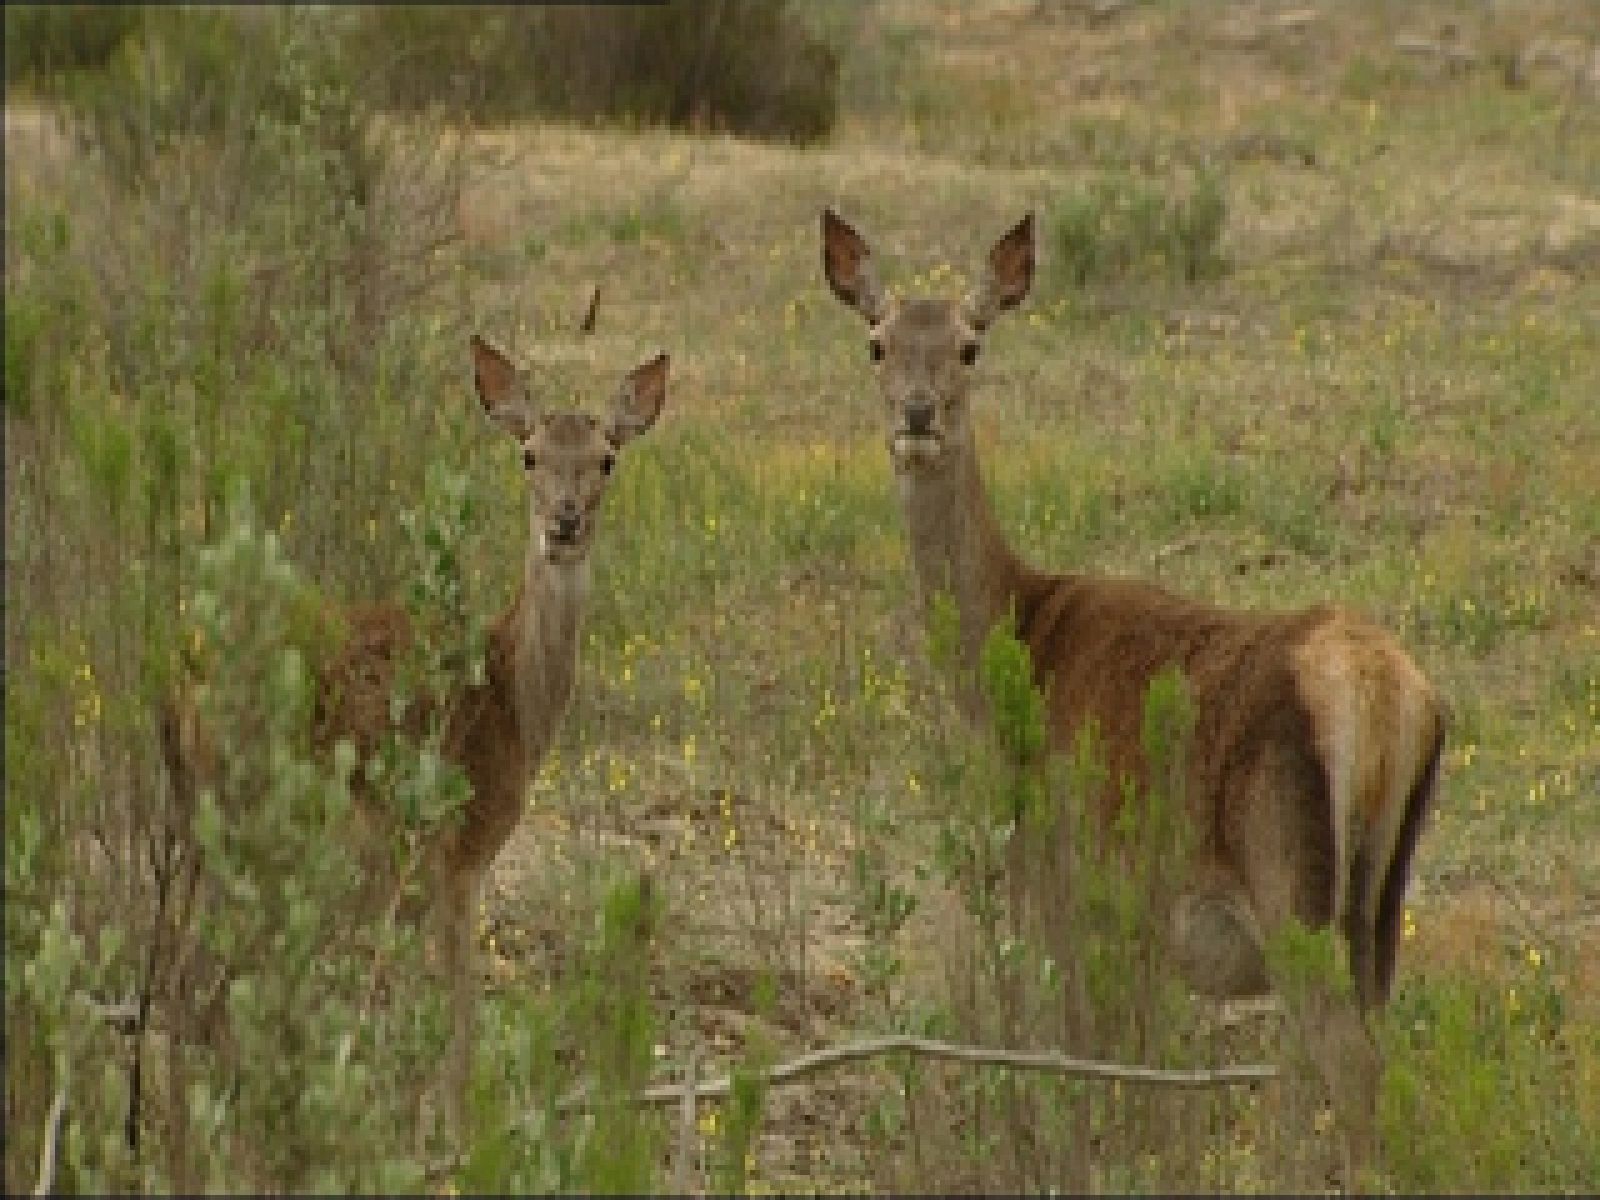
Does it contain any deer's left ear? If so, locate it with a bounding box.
[608,352,668,447]
[471,334,535,441]
[963,213,1035,332]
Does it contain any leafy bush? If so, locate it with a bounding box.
[853,607,1236,1191]
[11,5,843,154]
[1051,166,1229,287]
[3,3,144,87]
[1,10,636,1190]
[318,2,840,141]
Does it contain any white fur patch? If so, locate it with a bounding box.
[1296,627,1361,928]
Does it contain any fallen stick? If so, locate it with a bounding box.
[552,1032,1279,1115]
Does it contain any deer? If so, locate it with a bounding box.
[161,329,668,1146]
[821,206,1445,1176]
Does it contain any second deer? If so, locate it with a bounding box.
[821,206,1444,1176]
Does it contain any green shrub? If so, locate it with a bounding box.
[3,3,144,89]
[353,1,840,141]
[1380,967,1600,1191]
[1051,166,1229,287]
[864,611,1228,1191]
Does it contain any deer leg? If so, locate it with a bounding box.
[432,860,480,1149]
[1172,867,1380,1183]
[1287,976,1381,1185]
[1169,868,1271,999]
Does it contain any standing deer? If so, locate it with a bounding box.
[163,332,668,1144]
[821,206,1444,1174]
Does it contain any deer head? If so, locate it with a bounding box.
[469,334,667,567]
[822,207,1034,476]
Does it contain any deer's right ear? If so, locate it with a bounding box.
[822,208,888,324]
[471,334,534,441]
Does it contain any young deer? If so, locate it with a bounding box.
[821,207,1444,1173]
[164,333,668,1143]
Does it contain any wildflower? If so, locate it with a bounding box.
[1402,908,1417,942]
[1527,943,1543,970]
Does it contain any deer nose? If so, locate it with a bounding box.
[905,401,935,436]
[554,511,582,541]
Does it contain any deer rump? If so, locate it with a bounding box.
[1012,568,1446,1010]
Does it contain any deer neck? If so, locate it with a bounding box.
[503,549,590,772]
[898,437,1032,717]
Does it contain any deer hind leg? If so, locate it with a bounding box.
[1295,978,1381,1183]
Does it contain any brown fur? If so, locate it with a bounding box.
[823,206,1446,1176]
[311,596,537,882]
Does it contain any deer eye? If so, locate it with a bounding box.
[600,453,616,476]
[869,338,884,363]
[522,448,537,471]
[960,341,980,366]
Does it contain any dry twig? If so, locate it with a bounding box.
[34,1083,69,1198]
[551,1033,1278,1116]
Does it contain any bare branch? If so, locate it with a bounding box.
[674,1048,700,1196]
[34,1082,69,1198]
[551,1033,1278,1116]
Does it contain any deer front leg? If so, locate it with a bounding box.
[1169,873,1272,998]
[433,860,481,1150]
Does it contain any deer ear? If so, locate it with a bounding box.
[964,212,1035,332]
[822,208,889,325]
[470,334,534,440]
[609,352,668,447]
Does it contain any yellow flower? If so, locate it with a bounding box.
[1526,944,1543,970]
[1402,908,1417,942]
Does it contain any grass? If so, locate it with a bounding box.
[7,0,1600,1192]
